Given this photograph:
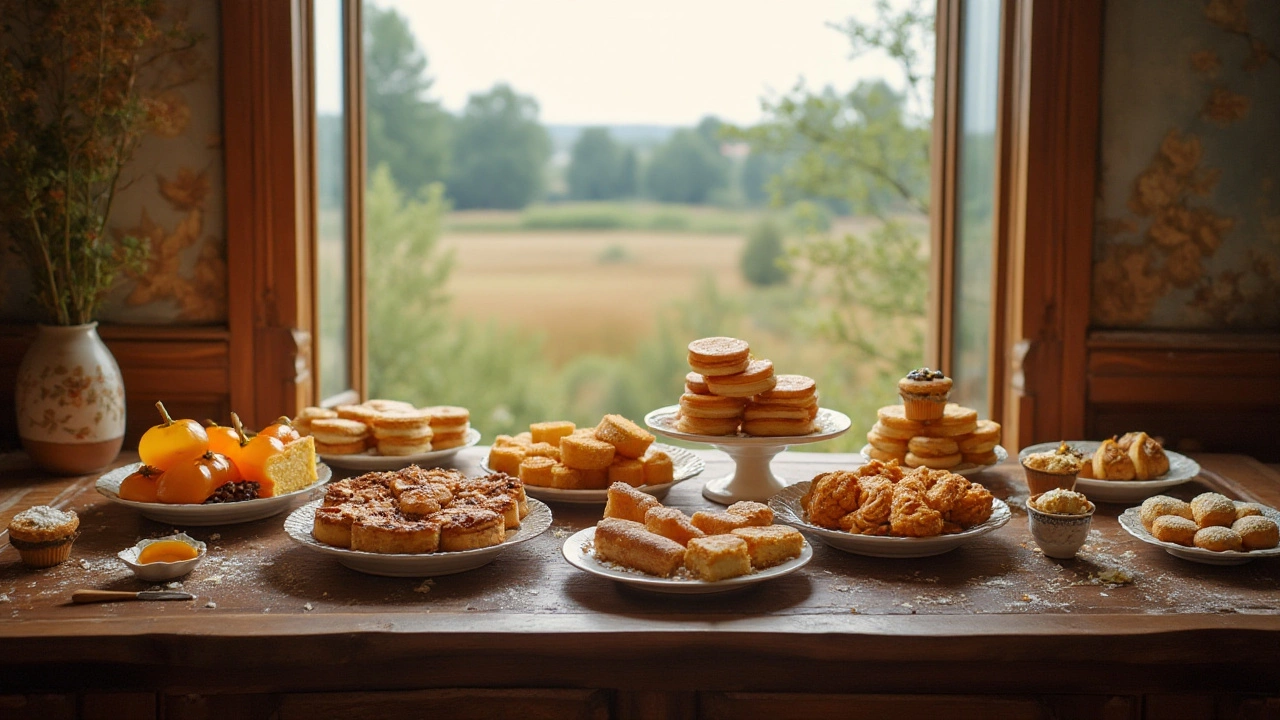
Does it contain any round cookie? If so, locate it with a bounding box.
[876,405,922,435]
[1139,495,1193,530]
[905,451,961,470]
[1193,526,1243,552]
[870,420,914,441]
[679,393,748,419]
[687,337,750,377]
[1190,492,1237,529]
[1232,515,1279,550]
[866,429,908,454]
[865,445,906,463]
[705,359,777,398]
[685,372,711,395]
[907,436,959,458]
[754,374,816,402]
[1151,515,1197,546]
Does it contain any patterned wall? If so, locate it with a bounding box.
[0,0,226,325]
[1092,0,1280,330]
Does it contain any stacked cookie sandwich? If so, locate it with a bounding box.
[677,336,819,437]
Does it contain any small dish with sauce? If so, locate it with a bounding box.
[118,533,207,581]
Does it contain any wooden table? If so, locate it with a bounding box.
[1,449,1278,720]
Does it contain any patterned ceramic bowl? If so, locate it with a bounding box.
[1026,494,1095,559]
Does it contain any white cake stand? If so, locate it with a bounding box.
[644,405,851,505]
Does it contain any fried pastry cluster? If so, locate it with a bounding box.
[312,466,528,554]
[801,459,994,537]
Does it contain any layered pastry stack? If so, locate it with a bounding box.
[590,482,804,580]
[864,368,1001,470]
[676,336,819,437]
[296,400,471,456]
[312,466,528,553]
[487,415,674,490]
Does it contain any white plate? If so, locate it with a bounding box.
[284,498,552,577]
[481,443,705,504]
[860,444,1007,477]
[96,462,333,526]
[769,480,1012,558]
[1019,441,1200,503]
[318,428,482,470]
[1118,505,1280,566]
[561,526,812,594]
[644,406,852,446]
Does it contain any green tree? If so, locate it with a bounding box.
[447,83,551,209]
[616,148,639,197]
[740,151,786,206]
[363,3,452,194]
[740,218,789,287]
[644,129,730,204]
[567,128,626,200]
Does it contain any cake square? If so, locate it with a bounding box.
[731,525,804,568]
[685,534,752,581]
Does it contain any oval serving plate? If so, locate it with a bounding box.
[318,427,481,471]
[96,462,332,526]
[561,526,812,594]
[481,443,704,504]
[1118,505,1280,566]
[769,480,1011,558]
[860,444,1007,478]
[1019,441,1200,504]
[284,498,552,577]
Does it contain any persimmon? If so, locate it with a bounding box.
[156,451,240,504]
[231,413,284,496]
[205,420,242,460]
[118,465,163,503]
[139,402,209,470]
[260,416,301,444]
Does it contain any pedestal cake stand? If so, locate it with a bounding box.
[644,405,851,505]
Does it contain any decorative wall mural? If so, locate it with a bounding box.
[0,0,225,325]
[1093,0,1280,330]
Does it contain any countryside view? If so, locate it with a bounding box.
[337,0,936,451]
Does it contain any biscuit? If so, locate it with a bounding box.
[732,525,803,568]
[551,464,608,490]
[488,445,526,476]
[297,406,338,422]
[595,414,655,459]
[690,510,752,535]
[705,359,777,398]
[644,506,705,546]
[641,450,675,485]
[310,418,370,445]
[679,393,748,419]
[876,405,922,434]
[371,423,433,440]
[431,430,470,450]
[560,435,616,470]
[747,402,817,422]
[1151,515,1197,546]
[1190,492,1237,529]
[435,507,505,551]
[1139,495,1193,530]
[726,501,773,526]
[336,404,382,425]
[675,414,740,436]
[687,336,750,377]
[866,430,909,455]
[594,518,686,577]
[1232,516,1279,550]
[870,420,914,441]
[907,436,959,458]
[531,421,575,446]
[1193,525,1242,552]
[685,534,751,581]
[905,451,961,470]
[364,399,416,413]
[314,439,368,455]
[685,372,711,395]
[377,436,433,456]
[754,374,816,402]
[518,456,556,487]
[741,418,815,437]
[425,405,471,429]
[866,445,907,463]
[604,482,661,523]
[608,457,646,487]
[371,408,432,431]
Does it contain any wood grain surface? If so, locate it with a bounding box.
[0,448,1277,699]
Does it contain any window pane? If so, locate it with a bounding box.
[315,0,350,401]
[950,0,1002,417]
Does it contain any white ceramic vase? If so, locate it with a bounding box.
[15,323,125,475]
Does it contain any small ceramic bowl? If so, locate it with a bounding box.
[118,533,207,581]
[1026,494,1095,559]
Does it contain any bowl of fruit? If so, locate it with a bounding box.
[96,403,331,525]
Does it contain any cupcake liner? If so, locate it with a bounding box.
[15,536,76,568]
[1022,465,1078,496]
[901,396,946,421]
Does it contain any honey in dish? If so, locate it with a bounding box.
[137,540,199,564]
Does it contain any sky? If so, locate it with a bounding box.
[351,0,930,127]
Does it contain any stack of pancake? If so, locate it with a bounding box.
[865,403,1001,470]
[676,336,819,437]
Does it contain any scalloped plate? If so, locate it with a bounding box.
[1118,504,1279,566]
[96,462,332,526]
[284,498,552,577]
[481,443,704,504]
[1019,441,1199,503]
[769,480,1011,558]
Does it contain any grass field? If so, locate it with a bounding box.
[440,230,749,364]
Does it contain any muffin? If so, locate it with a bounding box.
[897,368,952,421]
[1021,442,1086,495]
[8,505,80,568]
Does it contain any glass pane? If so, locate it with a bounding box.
[950,0,1002,418]
[315,0,350,401]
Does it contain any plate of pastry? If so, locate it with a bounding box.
[769,468,1011,558]
[318,427,481,471]
[284,467,551,577]
[1019,436,1199,503]
[1118,495,1279,566]
[560,482,812,593]
[484,443,703,504]
[96,461,332,526]
[859,444,1007,478]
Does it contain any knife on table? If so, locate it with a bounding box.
[72,589,195,603]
